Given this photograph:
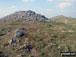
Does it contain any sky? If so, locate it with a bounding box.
[0,0,76,18]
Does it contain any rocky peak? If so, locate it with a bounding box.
[0,10,48,21]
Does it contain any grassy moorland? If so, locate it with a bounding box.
[0,19,76,57]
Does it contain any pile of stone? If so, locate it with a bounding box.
[9,27,25,45]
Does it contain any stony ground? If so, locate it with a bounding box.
[0,19,76,57]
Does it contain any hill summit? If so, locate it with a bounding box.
[51,15,75,20]
[0,10,48,21]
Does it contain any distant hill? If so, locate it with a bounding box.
[51,15,76,20]
[0,10,48,21]
[50,15,76,24]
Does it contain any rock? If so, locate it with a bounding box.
[14,32,24,38]
[9,38,16,45]
[58,46,61,49]
[25,45,32,52]
[0,10,48,21]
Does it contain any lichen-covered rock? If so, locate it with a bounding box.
[14,32,24,38]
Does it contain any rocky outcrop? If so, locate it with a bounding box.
[0,10,48,21]
[9,27,25,45]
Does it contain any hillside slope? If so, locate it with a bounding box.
[0,19,76,57]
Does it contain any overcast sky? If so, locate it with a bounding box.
[0,0,76,18]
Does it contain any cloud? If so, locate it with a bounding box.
[48,0,53,2]
[11,5,17,9]
[58,3,73,8]
[64,0,76,2]
[22,0,35,2]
